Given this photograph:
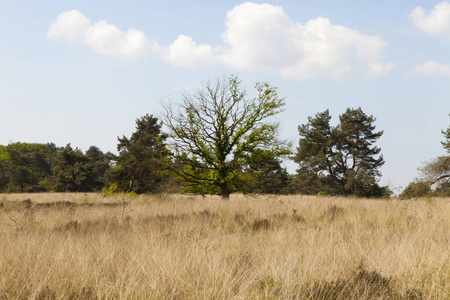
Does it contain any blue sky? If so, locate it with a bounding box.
[1,1,449,191]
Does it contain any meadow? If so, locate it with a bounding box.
[0,193,449,299]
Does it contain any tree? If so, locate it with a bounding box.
[415,117,450,196]
[242,153,293,194]
[110,114,170,194]
[442,117,450,152]
[52,144,96,192]
[162,75,291,199]
[6,149,32,193]
[0,143,53,192]
[419,156,450,187]
[0,153,9,192]
[294,108,387,197]
[399,181,431,199]
[294,110,337,194]
[85,146,111,191]
[0,142,112,193]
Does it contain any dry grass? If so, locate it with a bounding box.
[1,193,449,299]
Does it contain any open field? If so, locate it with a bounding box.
[1,193,450,299]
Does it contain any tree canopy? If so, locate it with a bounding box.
[294,108,388,197]
[162,75,291,199]
[109,114,170,194]
[8,76,449,199]
[404,118,450,197]
[0,142,112,193]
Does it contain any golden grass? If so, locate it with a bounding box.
[1,193,449,299]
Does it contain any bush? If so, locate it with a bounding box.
[400,181,431,199]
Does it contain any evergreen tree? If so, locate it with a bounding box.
[52,144,96,192]
[0,153,9,191]
[0,142,111,193]
[294,107,388,197]
[6,149,32,193]
[85,146,111,191]
[335,108,385,196]
[0,143,53,192]
[111,114,170,194]
[294,110,338,194]
[242,150,292,194]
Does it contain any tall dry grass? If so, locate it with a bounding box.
[0,193,449,299]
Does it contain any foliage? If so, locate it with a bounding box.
[109,114,170,194]
[294,108,388,197]
[0,142,54,192]
[414,118,450,196]
[442,116,450,153]
[399,181,432,199]
[162,75,291,199]
[419,156,450,192]
[52,144,96,192]
[101,183,138,197]
[85,146,111,191]
[241,153,293,194]
[0,142,113,193]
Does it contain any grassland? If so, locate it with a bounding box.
[0,193,449,299]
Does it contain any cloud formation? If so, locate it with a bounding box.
[162,35,216,68]
[413,61,450,77]
[409,2,450,34]
[48,4,392,78]
[47,10,159,57]
[367,62,395,78]
[220,3,391,79]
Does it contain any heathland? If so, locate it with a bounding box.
[1,193,449,299]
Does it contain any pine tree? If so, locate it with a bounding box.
[111,114,170,194]
[52,144,96,192]
[294,107,388,197]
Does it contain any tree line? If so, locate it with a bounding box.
[1,76,448,198]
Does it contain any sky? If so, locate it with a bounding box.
[1,0,450,192]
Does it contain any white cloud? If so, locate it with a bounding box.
[409,2,450,34]
[220,2,390,79]
[413,60,450,77]
[47,10,159,57]
[48,4,391,78]
[162,35,216,68]
[368,62,395,78]
[47,10,90,43]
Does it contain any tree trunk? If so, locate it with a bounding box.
[220,182,229,200]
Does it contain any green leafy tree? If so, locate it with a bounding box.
[399,181,431,199]
[110,114,170,194]
[162,75,291,199]
[294,108,387,197]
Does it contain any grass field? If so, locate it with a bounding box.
[0,193,449,299]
